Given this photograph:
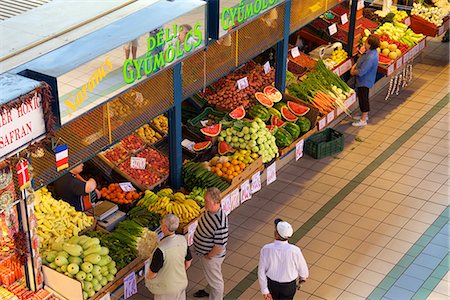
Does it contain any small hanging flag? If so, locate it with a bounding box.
[55,144,69,171]
[16,160,31,190]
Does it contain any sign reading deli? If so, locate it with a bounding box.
[220,0,283,36]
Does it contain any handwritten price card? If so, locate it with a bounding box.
[251,172,261,193]
[267,162,277,185]
[404,17,411,26]
[341,13,348,24]
[221,194,232,215]
[349,93,357,105]
[99,293,111,300]
[237,77,249,90]
[186,220,198,246]
[119,182,135,192]
[396,57,403,69]
[240,180,251,203]
[291,47,300,58]
[230,188,240,211]
[336,106,343,116]
[328,24,338,36]
[296,140,304,161]
[327,111,335,124]
[263,61,271,74]
[357,0,364,10]
[130,157,146,170]
[317,118,327,130]
[123,273,138,299]
[387,64,395,76]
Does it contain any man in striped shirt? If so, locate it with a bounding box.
[193,187,228,299]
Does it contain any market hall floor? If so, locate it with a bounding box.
[129,36,449,300]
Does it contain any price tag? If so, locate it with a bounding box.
[317,118,327,130]
[237,77,249,90]
[420,39,426,51]
[349,93,357,105]
[240,180,251,203]
[99,293,111,300]
[327,111,335,123]
[387,64,395,76]
[404,17,411,26]
[251,172,261,193]
[341,13,348,24]
[296,140,304,161]
[333,67,340,75]
[123,273,138,299]
[336,106,343,116]
[230,189,240,211]
[267,162,277,185]
[221,194,232,215]
[263,61,271,74]
[186,220,198,246]
[130,157,146,169]
[291,47,300,58]
[438,25,445,36]
[403,51,409,63]
[144,259,150,277]
[119,182,136,192]
[328,24,338,36]
[357,0,364,10]
[200,120,209,126]
[396,57,403,69]
[341,59,352,73]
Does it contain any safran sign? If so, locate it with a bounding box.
[0,93,46,158]
[220,0,284,36]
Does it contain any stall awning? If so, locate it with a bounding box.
[0,73,40,104]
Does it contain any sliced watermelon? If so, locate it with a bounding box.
[255,92,274,108]
[271,115,285,127]
[263,86,282,102]
[218,141,235,155]
[200,123,222,137]
[266,125,278,134]
[281,106,298,122]
[193,141,212,152]
[378,55,392,65]
[287,101,310,116]
[229,106,245,120]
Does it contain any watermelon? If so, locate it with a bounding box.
[263,86,282,102]
[266,125,278,134]
[378,55,392,65]
[200,123,221,137]
[274,128,293,147]
[283,122,301,140]
[273,102,287,111]
[271,115,285,127]
[255,92,273,108]
[281,106,298,122]
[229,106,245,120]
[296,116,311,133]
[249,105,270,122]
[193,141,212,152]
[218,141,235,155]
[287,101,310,116]
[267,107,282,119]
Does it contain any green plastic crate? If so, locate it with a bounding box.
[187,107,227,133]
[304,128,344,159]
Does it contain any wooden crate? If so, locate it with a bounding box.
[410,15,449,37]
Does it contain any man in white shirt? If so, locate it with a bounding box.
[258,218,309,300]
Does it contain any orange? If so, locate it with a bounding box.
[227,169,233,175]
[216,170,223,177]
[216,163,223,169]
[234,165,240,172]
[231,159,239,165]
[232,172,239,177]
[227,175,234,180]
[224,162,231,168]
[211,166,217,173]
[239,162,246,169]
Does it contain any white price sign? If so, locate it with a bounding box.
[296,140,304,161]
[404,17,411,26]
[237,77,249,90]
[267,162,277,185]
[349,93,357,105]
[251,172,261,193]
[186,220,198,246]
[291,47,300,58]
[123,273,138,299]
[230,188,240,211]
[240,180,251,203]
[328,24,338,36]
[318,118,327,130]
[387,64,395,76]
[130,157,146,169]
[341,13,348,24]
[341,59,352,73]
[336,106,343,116]
[396,57,403,69]
[327,111,335,123]
[99,293,111,300]
[263,61,271,74]
[119,182,136,192]
[357,0,364,10]
[221,194,232,215]
[438,25,445,36]
[333,67,340,75]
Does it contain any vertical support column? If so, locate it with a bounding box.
[207,0,220,42]
[347,0,359,56]
[275,0,292,92]
[169,63,183,189]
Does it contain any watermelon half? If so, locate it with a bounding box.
[287,101,310,116]
[271,115,285,127]
[218,141,235,155]
[200,123,222,137]
[255,92,274,108]
[193,141,212,152]
[281,106,298,122]
[263,86,282,102]
[229,106,245,120]
[266,125,278,134]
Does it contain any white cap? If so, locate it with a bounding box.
[275,218,293,239]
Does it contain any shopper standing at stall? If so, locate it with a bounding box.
[146,214,192,300]
[52,163,100,211]
[193,187,228,300]
[350,34,380,127]
[258,218,309,300]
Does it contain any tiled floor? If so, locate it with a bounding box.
[128,37,449,299]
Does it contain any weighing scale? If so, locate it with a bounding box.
[309,42,343,60]
[86,201,126,231]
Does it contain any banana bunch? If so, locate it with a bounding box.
[34,187,94,251]
[187,187,206,208]
[136,190,159,208]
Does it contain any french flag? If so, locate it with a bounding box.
[55,144,69,171]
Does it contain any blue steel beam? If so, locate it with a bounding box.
[207,0,220,41]
[169,63,183,189]
[275,0,292,91]
[347,0,359,56]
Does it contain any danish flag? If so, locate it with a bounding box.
[16,160,30,190]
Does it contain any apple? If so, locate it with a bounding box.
[81,262,93,273]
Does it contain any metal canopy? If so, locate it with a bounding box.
[0,73,40,104]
